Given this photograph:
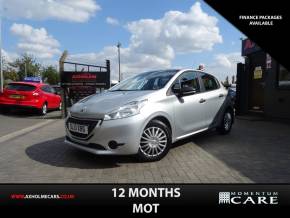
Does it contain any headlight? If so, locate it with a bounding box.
[104,99,147,120]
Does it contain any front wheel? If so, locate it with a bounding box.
[138,120,171,162]
[217,110,233,134]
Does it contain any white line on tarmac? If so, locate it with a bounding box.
[0,120,55,143]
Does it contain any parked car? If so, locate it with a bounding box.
[0,82,62,115]
[65,69,234,161]
[228,87,236,104]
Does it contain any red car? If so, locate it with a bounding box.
[0,82,62,115]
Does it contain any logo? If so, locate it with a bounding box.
[81,107,87,113]
[219,192,231,204]
[218,191,279,205]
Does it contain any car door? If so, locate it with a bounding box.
[172,71,208,138]
[41,85,55,109]
[199,72,227,127]
[49,86,60,108]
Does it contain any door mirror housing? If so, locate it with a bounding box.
[172,83,197,96]
[172,83,181,95]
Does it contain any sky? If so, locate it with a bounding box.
[1,0,245,81]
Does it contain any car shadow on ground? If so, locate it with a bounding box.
[25,131,217,170]
[0,108,62,119]
[25,119,290,183]
[25,137,138,169]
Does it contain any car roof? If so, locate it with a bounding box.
[8,81,47,87]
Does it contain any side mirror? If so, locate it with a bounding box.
[172,83,197,96]
[172,83,181,95]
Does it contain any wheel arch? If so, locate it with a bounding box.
[225,106,235,124]
[149,115,172,134]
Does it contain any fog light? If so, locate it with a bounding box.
[108,141,124,149]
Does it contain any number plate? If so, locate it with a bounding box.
[68,122,89,135]
[10,95,24,99]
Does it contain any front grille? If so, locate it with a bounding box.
[66,116,102,140]
[66,136,106,150]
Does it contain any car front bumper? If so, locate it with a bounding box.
[65,114,147,155]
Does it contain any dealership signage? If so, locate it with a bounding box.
[242,39,261,56]
[60,60,110,103]
[219,191,279,205]
[61,71,109,87]
[23,76,42,83]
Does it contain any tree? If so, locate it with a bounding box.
[2,55,19,84]
[9,54,41,81]
[232,75,236,84]
[224,76,230,86]
[42,66,59,85]
[4,71,19,82]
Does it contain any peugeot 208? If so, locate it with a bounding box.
[65,69,234,161]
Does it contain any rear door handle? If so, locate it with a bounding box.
[219,94,225,98]
[199,98,206,103]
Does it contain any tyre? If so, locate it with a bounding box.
[217,109,233,134]
[58,101,62,111]
[40,103,47,115]
[138,119,171,162]
[0,107,10,114]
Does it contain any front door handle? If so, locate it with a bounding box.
[199,98,206,103]
[219,94,225,98]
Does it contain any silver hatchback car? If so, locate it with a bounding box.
[65,69,234,161]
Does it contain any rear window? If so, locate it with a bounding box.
[7,83,36,91]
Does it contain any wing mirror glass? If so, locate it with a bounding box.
[172,83,181,95]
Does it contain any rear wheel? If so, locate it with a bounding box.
[217,109,233,134]
[40,103,47,115]
[138,120,171,162]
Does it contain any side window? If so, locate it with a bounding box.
[41,86,50,93]
[179,71,200,92]
[50,87,56,94]
[201,73,219,91]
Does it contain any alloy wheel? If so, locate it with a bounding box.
[42,104,47,115]
[140,126,168,157]
[224,112,232,131]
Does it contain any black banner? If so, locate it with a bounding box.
[0,184,289,213]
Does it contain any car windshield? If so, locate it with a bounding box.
[109,70,178,91]
[6,83,36,91]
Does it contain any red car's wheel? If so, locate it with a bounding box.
[40,103,47,115]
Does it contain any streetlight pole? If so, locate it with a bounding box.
[117,42,121,82]
[0,4,3,93]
